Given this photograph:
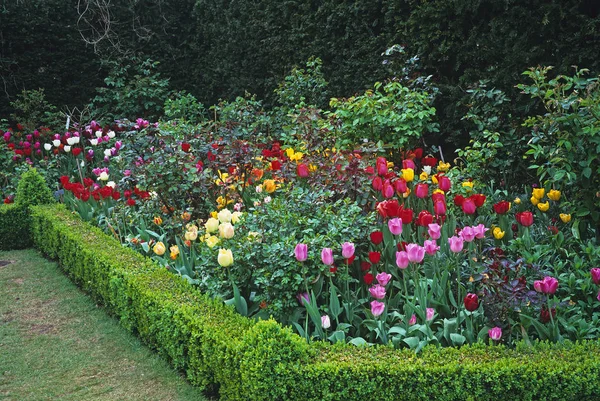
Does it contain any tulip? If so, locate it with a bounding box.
[382,180,395,198]
[416,210,433,227]
[217,209,232,223]
[426,308,435,321]
[493,201,511,214]
[591,268,600,285]
[218,222,235,239]
[394,179,407,194]
[206,235,220,248]
[153,241,166,256]
[462,198,476,214]
[415,183,429,198]
[297,292,310,305]
[530,196,540,206]
[341,242,355,259]
[395,251,409,269]
[263,179,277,193]
[369,284,386,299]
[454,194,465,206]
[297,163,309,178]
[370,231,384,245]
[540,305,556,323]
[406,243,425,263]
[493,227,505,240]
[401,168,414,182]
[376,272,392,286]
[538,201,550,212]
[448,236,464,253]
[170,245,180,260]
[409,314,417,325]
[205,218,219,233]
[547,189,561,201]
[369,251,381,264]
[231,211,243,224]
[532,188,545,200]
[376,157,388,176]
[320,248,334,265]
[459,226,476,242]
[44,143,52,151]
[52,139,61,147]
[428,223,441,240]
[473,224,488,239]
[217,248,234,267]
[464,293,479,311]
[153,216,163,225]
[539,276,558,294]
[424,240,439,255]
[363,272,374,285]
[462,181,474,191]
[559,213,571,223]
[438,161,450,172]
[488,327,502,341]
[597,290,600,302]
[371,300,385,317]
[321,315,331,329]
[438,175,451,192]
[372,176,383,191]
[434,200,447,216]
[516,211,534,227]
[388,218,403,236]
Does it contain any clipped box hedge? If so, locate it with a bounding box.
[0,203,30,250]
[29,204,600,401]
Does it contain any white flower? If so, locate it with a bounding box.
[264,196,272,204]
[63,145,71,153]
[72,136,80,144]
[95,130,103,138]
[66,137,76,146]
[90,139,98,146]
[97,171,109,181]
[44,143,52,151]
[80,160,85,167]
[104,149,112,157]
[52,139,61,147]
[107,130,116,139]
[423,165,432,175]
[255,185,263,193]
[106,181,116,188]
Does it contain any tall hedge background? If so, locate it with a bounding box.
[1,0,599,141]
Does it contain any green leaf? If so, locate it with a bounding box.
[450,333,466,346]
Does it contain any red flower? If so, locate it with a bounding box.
[382,180,394,198]
[376,199,401,219]
[376,157,388,176]
[399,206,413,224]
[72,147,82,156]
[493,201,511,214]
[416,210,433,227]
[370,231,384,245]
[360,261,372,271]
[345,255,355,265]
[126,198,136,207]
[539,305,556,323]
[329,266,338,274]
[60,175,70,187]
[372,176,383,191]
[363,273,374,285]
[83,177,94,187]
[270,160,282,171]
[516,211,534,227]
[462,198,477,215]
[454,195,465,207]
[369,251,381,264]
[422,155,437,167]
[394,178,407,194]
[99,186,113,198]
[415,183,429,199]
[112,191,121,201]
[364,166,375,175]
[434,200,446,216]
[181,142,191,152]
[124,190,133,199]
[437,175,451,192]
[469,194,486,208]
[463,293,479,311]
[547,225,559,235]
[81,191,90,201]
[296,163,309,178]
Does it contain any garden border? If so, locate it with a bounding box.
[13,203,600,400]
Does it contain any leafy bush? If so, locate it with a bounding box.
[0,203,29,250]
[15,167,55,209]
[9,89,63,131]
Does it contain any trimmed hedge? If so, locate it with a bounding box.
[29,204,600,400]
[0,204,29,250]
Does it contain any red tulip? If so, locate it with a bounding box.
[540,305,556,323]
[394,178,407,194]
[370,231,384,245]
[399,206,413,224]
[493,201,511,214]
[454,195,465,207]
[402,159,416,170]
[516,211,534,227]
[369,251,381,264]
[296,163,309,178]
[422,155,438,167]
[437,175,451,192]
[462,198,477,215]
[181,142,191,152]
[376,157,388,176]
[463,293,479,311]
[376,200,402,219]
[363,273,374,285]
[470,194,486,208]
[416,210,433,227]
[361,261,372,271]
[434,200,446,216]
[372,176,383,191]
[382,180,395,198]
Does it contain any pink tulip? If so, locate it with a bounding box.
[382,180,395,198]
[376,272,392,286]
[388,217,403,236]
[428,223,441,240]
[297,292,310,305]
[448,236,464,253]
[369,284,387,299]
[372,176,383,191]
[376,157,388,176]
[433,200,446,216]
[402,159,415,170]
[321,248,334,265]
[424,240,439,255]
[462,198,477,215]
[321,315,331,329]
[473,224,488,239]
[394,179,407,194]
[341,242,355,259]
[294,243,308,262]
[591,268,600,285]
[540,276,558,295]
[488,327,502,341]
[438,175,451,192]
[396,251,409,269]
[460,226,476,242]
[371,300,385,317]
[533,280,543,293]
[415,183,429,199]
[409,314,417,325]
[406,243,425,263]
[426,308,435,321]
[597,290,600,302]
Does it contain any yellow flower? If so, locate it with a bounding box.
[403,188,411,198]
[218,248,234,267]
[530,196,540,206]
[548,189,561,201]
[205,217,220,233]
[493,227,505,240]
[438,161,450,172]
[285,148,304,162]
[231,211,243,224]
[153,216,163,225]
[216,196,233,209]
[206,235,220,248]
[387,161,394,169]
[210,211,218,219]
[432,189,445,195]
[153,241,166,256]
[532,188,545,200]
[419,171,429,181]
[514,197,521,205]
[247,231,262,241]
[309,164,317,172]
[218,222,235,239]
[263,179,277,193]
[462,181,474,191]
[215,171,229,186]
[169,245,179,260]
[217,209,232,223]
[431,174,438,184]
[401,168,415,182]
[537,201,550,212]
[560,213,571,223]
[185,226,198,241]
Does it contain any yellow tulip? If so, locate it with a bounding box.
[537,201,550,212]
[432,189,445,195]
[431,174,438,184]
[247,231,262,241]
[153,216,162,225]
[548,189,561,201]
[401,168,415,182]
[403,188,411,198]
[231,211,243,224]
[206,235,220,248]
[532,188,545,200]
[218,248,234,267]
[263,179,277,193]
[205,217,220,233]
[530,196,539,206]
[493,227,505,240]
[560,213,571,223]
[462,181,474,191]
[217,209,232,223]
[153,241,166,256]
[387,161,394,169]
[185,227,198,241]
[438,161,450,172]
[218,222,235,239]
[309,164,318,172]
[419,171,429,181]
[514,197,521,205]
[170,245,179,260]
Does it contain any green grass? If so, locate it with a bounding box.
[0,249,208,401]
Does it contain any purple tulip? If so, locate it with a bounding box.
[488,327,502,341]
[388,217,403,236]
[406,243,425,263]
[426,308,435,321]
[448,236,464,253]
[423,240,439,255]
[369,284,386,299]
[370,300,385,317]
[376,272,392,286]
[294,243,308,262]
[297,292,310,305]
[341,242,355,259]
[396,251,409,269]
[428,223,441,240]
[321,248,334,266]
[591,268,600,285]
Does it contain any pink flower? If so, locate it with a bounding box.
[424,240,439,255]
[396,251,409,269]
[473,224,488,239]
[533,280,543,293]
[540,276,559,295]
[341,242,355,259]
[402,159,415,170]
[433,200,446,216]
[409,314,417,325]
[376,272,392,286]
[321,248,334,265]
[448,236,464,253]
[382,180,395,198]
[297,292,310,305]
[321,315,331,329]
[459,226,476,242]
[415,183,429,199]
[406,243,425,263]
[597,290,600,302]
[369,284,386,299]
[428,223,441,240]
[462,198,477,215]
[371,300,385,317]
[294,243,308,262]
[388,218,403,236]
[488,327,502,341]
[591,268,600,285]
[426,308,435,321]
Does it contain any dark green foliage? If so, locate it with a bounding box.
[0,204,29,250]
[15,167,55,209]
[9,89,64,131]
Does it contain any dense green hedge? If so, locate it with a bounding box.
[27,203,600,400]
[0,204,29,250]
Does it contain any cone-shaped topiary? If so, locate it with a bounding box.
[15,167,55,209]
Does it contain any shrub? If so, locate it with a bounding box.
[15,167,55,209]
[0,203,29,250]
